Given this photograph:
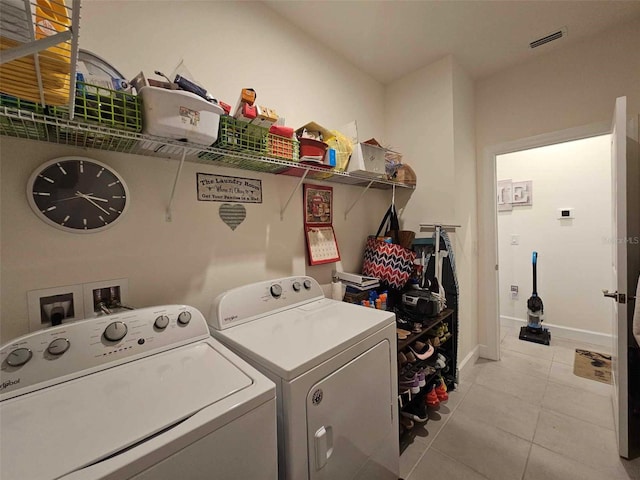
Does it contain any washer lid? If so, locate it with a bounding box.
[0,340,254,480]
[212,299,395,380]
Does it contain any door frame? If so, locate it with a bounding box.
[480,121,610,360]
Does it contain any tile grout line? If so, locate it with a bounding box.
[404,375,476,479]
[429,446,493,480]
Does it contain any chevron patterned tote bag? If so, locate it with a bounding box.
[362,205,416,289]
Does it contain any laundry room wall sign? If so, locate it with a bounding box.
[197,173,262,203]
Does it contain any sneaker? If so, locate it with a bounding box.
[398,388,412,408]
[435,377,448,402]
[399,375,420,394]
[425,385,440,408]
[400,416,414,430]
[401,401,428,423]
[434,353,447,370]
[413,368,426,387]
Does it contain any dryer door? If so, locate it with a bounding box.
[306,340,397,479]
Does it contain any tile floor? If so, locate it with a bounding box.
[400,325,640,480]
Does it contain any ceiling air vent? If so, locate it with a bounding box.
[529,27,568,49]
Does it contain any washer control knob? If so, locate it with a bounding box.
[154,315,170,330]
[270,284,283,298]
[103,321,127,342]
[177,311,192,325]
[6,348,32,367]
[292,281,301,292]
[47,338,70,356]
[303,279,312,290]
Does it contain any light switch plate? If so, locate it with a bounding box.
[511,234,520,246]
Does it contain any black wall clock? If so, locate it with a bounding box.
[27,157,130,233]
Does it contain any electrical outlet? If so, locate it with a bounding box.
[27,284,85,331]
[83,278,129,316]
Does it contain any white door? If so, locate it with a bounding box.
[606,96,640,459]
[306,341,397,480]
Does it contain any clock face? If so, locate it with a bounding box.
[27,157,129,233]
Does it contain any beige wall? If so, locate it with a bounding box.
[476,17,640,354]
[384,56,478,364]
[497,135,612,335]
[0,1,393,342]
[452,59,478,362]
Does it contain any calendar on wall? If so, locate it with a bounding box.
[305,226,341,265]
[303,184,340,265]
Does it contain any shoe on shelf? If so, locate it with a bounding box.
[400,416,414,430]
[399,374,420,394]
[425,384,440,408]
[430,336,441,347]
[405,350,418,363]
[433,353,447,370]
[409,340,434,360]
[431,325,445,337]
[412,368,426,387]
[397,328,411,340]
[398,388,412,408]
[401,401,428,423]
[412,322,422,334]
[435,377,448,402]
[398,351,408,367]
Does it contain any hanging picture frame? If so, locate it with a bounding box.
[303,183,333,226]
[302,183,340,265]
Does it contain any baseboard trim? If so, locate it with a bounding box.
[500,315,612,347]
[458,345,480,374]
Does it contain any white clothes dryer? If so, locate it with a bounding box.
[0,305,277,480]
[209,276,399,480]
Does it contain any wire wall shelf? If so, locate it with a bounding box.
[0,107,414,191]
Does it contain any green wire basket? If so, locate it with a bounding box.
[50,81,142,132]
[199,116,288,173]
[0,94,47,139]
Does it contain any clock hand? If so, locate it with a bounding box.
[77,193,111,216]
[54,193,95,203]
[81,194,109,203]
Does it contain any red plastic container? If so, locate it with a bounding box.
[299,137,327,159]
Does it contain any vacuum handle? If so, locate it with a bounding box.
[532,251,538,295]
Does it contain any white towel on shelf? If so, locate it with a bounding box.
[633,273,640,347]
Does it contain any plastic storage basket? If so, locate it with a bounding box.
[199,116,287,173]
[266,133,299,163]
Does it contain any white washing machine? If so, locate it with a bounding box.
[0,305,277,480]
[209,276,399,480]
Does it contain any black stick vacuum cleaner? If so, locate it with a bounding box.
[519,251,551,345]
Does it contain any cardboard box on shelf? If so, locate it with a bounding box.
[296,121,334,143]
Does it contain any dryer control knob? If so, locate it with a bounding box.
[303,280,312,290]
[177,311,192,325]
[6,347,32,367]
[154,315,170,330]
[292,281,301,292]
[270,284,283,298]
[103,321,127,342]
[47,338,70,355]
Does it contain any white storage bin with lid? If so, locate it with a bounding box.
[139,86,224,145]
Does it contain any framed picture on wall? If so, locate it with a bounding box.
[303,184,333,225]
